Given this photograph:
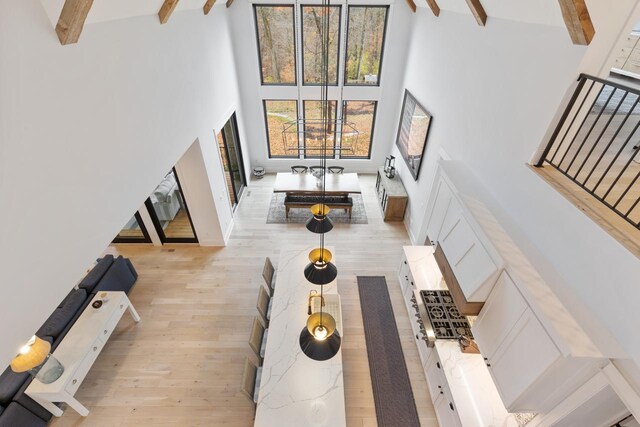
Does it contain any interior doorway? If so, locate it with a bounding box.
[145,168,198,243]
[217,113,247,210]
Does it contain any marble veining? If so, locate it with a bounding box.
[435,341,519,427]
[254,246,346,427]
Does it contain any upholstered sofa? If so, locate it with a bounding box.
[150,173,183,221]
[0,254,138,426]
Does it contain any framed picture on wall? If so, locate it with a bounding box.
[395,90,433,181]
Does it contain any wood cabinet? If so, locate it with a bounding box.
[425,175,501,302]
[473,271,598,413]
[375,167,408,221]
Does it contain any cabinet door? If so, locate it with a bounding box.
[488,308,561,409]
[434,392,462,427]
[398,254,410,293]
[425,354,446,404]
[439,198,498,301]
[472,271,528,359]
[426,178,453,243]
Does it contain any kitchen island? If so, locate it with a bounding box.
[400,245,523,427]
[254,246,346,427]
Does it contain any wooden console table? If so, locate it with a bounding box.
[26,291,140,417]
[375,167,408,221]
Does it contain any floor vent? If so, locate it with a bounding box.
[246,191,251,197]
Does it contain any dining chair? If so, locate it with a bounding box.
[262,257,276,294]
[328,166,344,174]
[248,316,268,362]
[291,166,308,174]
[256,286,271,327]
[241,357,261,408]
[309,166,326,175]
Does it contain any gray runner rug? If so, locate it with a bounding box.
[357,276,421,427]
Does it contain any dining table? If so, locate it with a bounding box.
[253,245,346,427]
[273,172,361,195]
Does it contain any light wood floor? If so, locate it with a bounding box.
[51,174,437,427]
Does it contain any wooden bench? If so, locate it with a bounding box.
[284,194,353,219]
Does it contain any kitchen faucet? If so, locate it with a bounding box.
[307,290,325,315]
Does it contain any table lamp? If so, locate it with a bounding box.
[10,336,64,384]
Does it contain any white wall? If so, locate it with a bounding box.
[0,0,243,367]
[227,0,414,173]
[393,2,640,369]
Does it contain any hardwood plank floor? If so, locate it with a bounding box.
[51,174,437,427]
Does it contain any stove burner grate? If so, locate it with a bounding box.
[420,290,473,340]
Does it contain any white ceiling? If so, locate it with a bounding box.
[422,0,565,27]
[39,0,216,28]
[39,0,565,31]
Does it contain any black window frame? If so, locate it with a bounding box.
[300,5,342,87]
[112,211,152,244]
[145,168,199,244]
[263,99,300,158]
[218,112,247,210]
[339,100,377,159]
[303,99,339,159]
[253,4,298,87]
[343,5,389,88]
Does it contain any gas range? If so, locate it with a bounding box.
[419,290,473,342]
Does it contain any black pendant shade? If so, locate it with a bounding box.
[299,327,341,361]
[304,261,338,285]
[305,215,334,234]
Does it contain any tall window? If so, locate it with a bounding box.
[254,6,297,85]
[344,6,388,86]
[304,100,337,158]
[301,6,341,85]
[264,100,299,157]
[341,101,377,158]
[256,4,388,158]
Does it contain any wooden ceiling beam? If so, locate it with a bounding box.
[203,0,216,15]
[159,0,180,24]
[55,0,94,45]
[406,0,417,13]
[225,0,234,8]
[425,0,440,17]
[558,0,595,45]
[465,0,487,26]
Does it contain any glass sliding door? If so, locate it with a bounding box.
[113,212,151,244]
[145,169,198,243]
[217,113,246,209]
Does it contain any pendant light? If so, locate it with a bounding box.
[303,248,338,285]
[305,204,334,234]
[299,312,341,361]
[300,0,341,361]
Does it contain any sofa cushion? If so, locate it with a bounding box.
[36,289,87,339]
[93,256,136,294]
[78,255,115,293]
[0,402,47,427]
[0,368,29,406]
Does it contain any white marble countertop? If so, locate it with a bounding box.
[404,246,520,427]
[403,245,446,291]
[435,341,519,427]
[254,246,346,427]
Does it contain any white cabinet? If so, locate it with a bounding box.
[425,177,453,243]
[425,176,501,302]
[473,271,597,413]
[426,353,462,427]
[472,272,527,359]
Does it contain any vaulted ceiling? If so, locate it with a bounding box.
[41,0,594,47]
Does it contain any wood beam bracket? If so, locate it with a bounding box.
[203,0,216,15]
[55,0,94,45]
[465,0,487,26]
[558,0,595,45]
[159,0,180,24]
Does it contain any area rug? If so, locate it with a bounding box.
[357,276,421,427]
[266,193,368,224]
